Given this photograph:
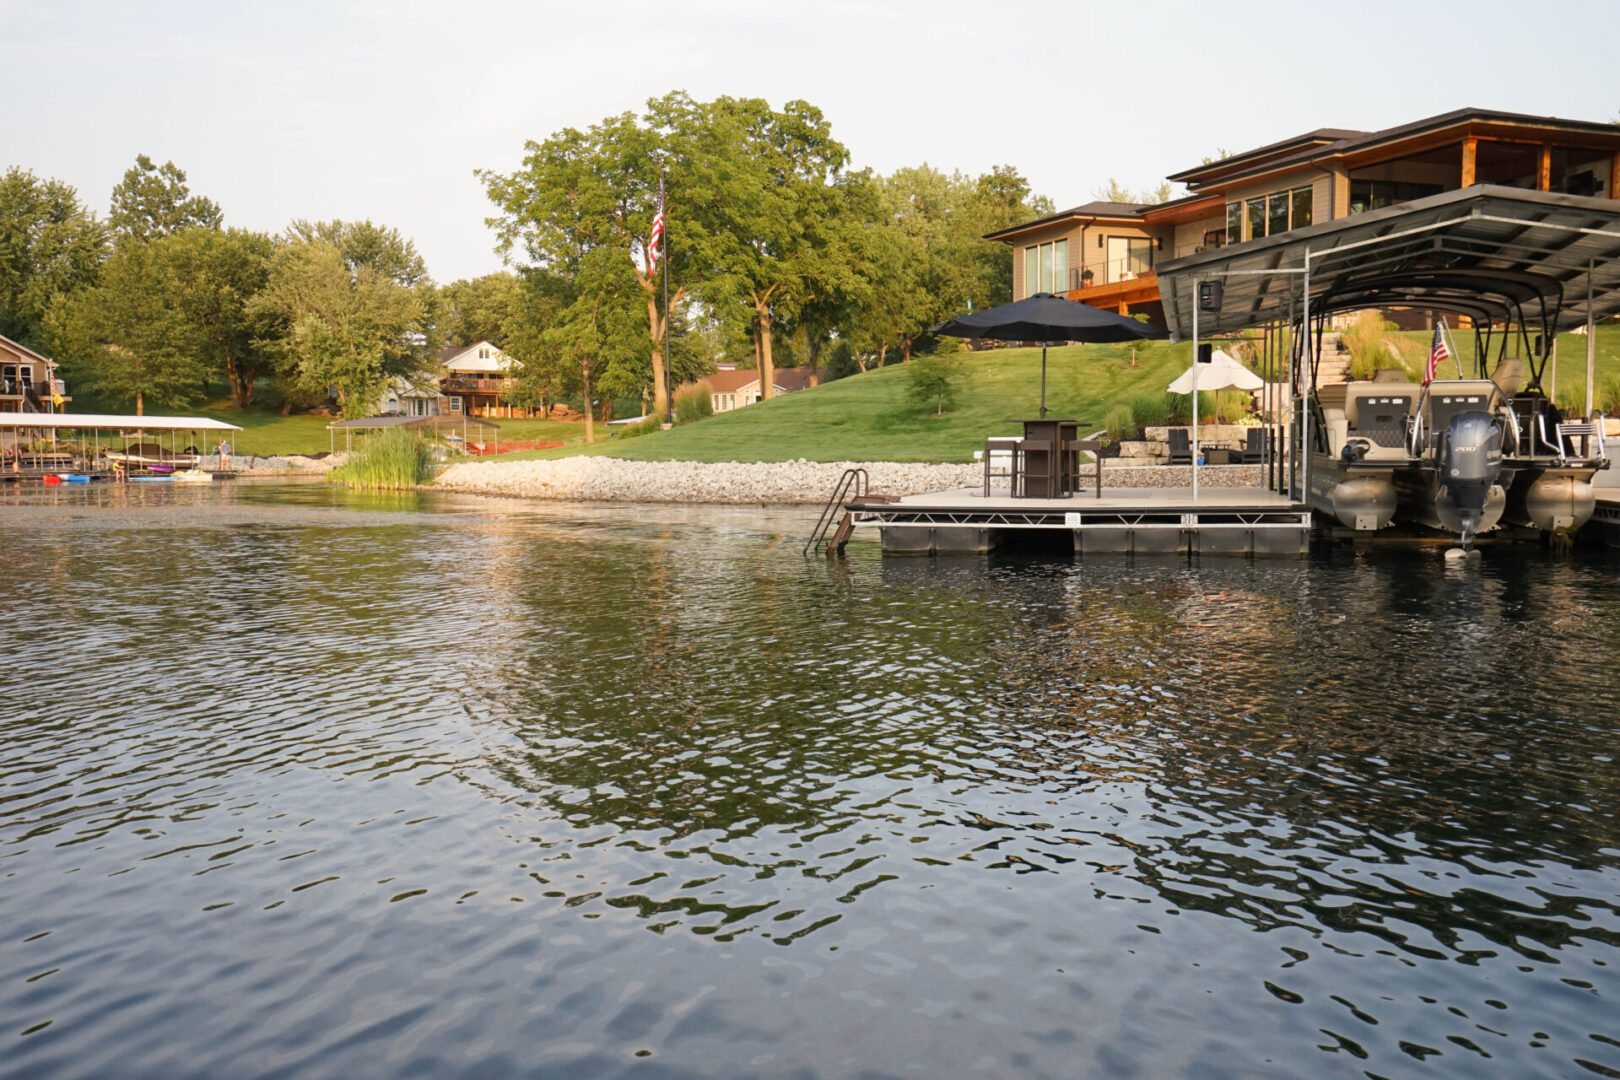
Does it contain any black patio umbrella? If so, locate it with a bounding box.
[932,292,1168,417]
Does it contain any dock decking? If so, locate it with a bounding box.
[852,485,1312,556]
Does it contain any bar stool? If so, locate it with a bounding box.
[982,436,1020,496]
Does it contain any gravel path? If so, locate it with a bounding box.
[434,456,1265,504]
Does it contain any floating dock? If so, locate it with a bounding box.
[852,485,1311,556]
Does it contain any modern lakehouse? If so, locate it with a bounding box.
[988,107,1620,324]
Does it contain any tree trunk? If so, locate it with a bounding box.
[755,301,775,400]
[226,358,255,408]
[601,397,612,425]
[877,344,888,369]
[136,390,143,417]
[855,353,868,374]
[901,336,913,364]
[645,295,668,421]
[806,332,821,386]
[582,363,594,443]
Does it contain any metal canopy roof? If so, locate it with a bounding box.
[0,413,242,431]
[1156,186,1620,340]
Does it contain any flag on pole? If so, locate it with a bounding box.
[648,183,665,272]
[1424,323,1451,386]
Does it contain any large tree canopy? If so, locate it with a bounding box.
[440,272,521,347]
[46,238,209,415]
[250,221,436,417]
[108,155,224,241]
[0,167,107,346]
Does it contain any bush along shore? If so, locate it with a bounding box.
[433,456,1266,504]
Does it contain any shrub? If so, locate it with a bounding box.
[1555,385,1583,414]
[330,427,434,490]
[1129,391,1170,429]
[1601,373,1620,414]
[1104,404,1137,442]
[1165,391,1218,425]
[1217,389,1251,423]
[905,352,959,416]
[674,380,714,425]
[1341,309,1400,380]
[615,414,664,439]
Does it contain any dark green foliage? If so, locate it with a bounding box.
[1129,391,1171,428]
[905,350,959,416]
[331,427,435,489]
[673,380,714,425]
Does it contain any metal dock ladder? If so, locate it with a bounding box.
[804,468,868,557]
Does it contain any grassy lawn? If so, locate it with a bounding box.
[492,340,1197,465]
[1388,325,1620,406]
[116,324,1618,464]
[185,408,590,457]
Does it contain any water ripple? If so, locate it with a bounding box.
[2,483,1619,1078]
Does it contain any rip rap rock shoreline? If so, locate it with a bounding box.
[434,456,1265,504]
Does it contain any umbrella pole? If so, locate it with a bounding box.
[1040,342,1048,419]
[1191,298,1199,506]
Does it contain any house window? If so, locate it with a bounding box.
[1021,239,1069,297]
[479,347,489,359]
[1267,192,1290,237]
[446,396,463,413]
[1240,186,1314,241]
[1245,198,1266,242]
[1291,186,1313,229]
[1347,180,1444,215]
[1226,202,1242,245]
[1105,237,1153,281]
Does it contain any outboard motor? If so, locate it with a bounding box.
[1439,411,1505,550]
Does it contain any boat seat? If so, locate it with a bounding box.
[1345,386,1417,457]
[1418,380,1503,452]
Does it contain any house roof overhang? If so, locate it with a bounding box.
[1172,109,1620,197]
[1155,185,1620,340]
[984,201,1152,243]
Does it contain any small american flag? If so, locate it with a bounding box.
[648,187,665,272]
[1425,324,1451,385]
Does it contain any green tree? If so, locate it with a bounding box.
[45,239,209,415]
[163,227,273,407]
[1093,178,1174,205]
[484,91,742,422]
[440,272,521,346]
[250,222,435,417]
[699,97,854,401]
[108,155,223,241]
[0,167,107,346]
[904,347,959,416]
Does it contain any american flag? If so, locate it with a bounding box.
[1425,324,1451,385]
[647,188,665,272]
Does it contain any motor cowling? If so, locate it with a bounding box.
[1439,411,1505,548]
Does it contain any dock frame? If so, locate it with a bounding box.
[853,486,1312,556]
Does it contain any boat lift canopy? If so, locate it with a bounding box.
[1157,186,1620,340]
[0,413,242,431]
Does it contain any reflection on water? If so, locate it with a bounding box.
[3,482,1619,1079]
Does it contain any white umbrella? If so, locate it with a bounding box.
[1166,349,1263,394]
[1165,349,1262,503]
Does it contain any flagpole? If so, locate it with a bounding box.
[661,167,672,426]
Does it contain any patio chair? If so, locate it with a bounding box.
[1168,428,1193,465]
[1238,427,1269,464]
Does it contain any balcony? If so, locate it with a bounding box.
[1067,271,1160,314]
[442,377,515,395]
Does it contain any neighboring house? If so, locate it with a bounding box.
[702,367,826,413]
[379,374,452,418]
[438,341,533,417]
[0,334,70,413]
[988,107,1620,324]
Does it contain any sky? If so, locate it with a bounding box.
[4,0,1617,283]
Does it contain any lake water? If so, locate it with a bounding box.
[3,481,1619,1079]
